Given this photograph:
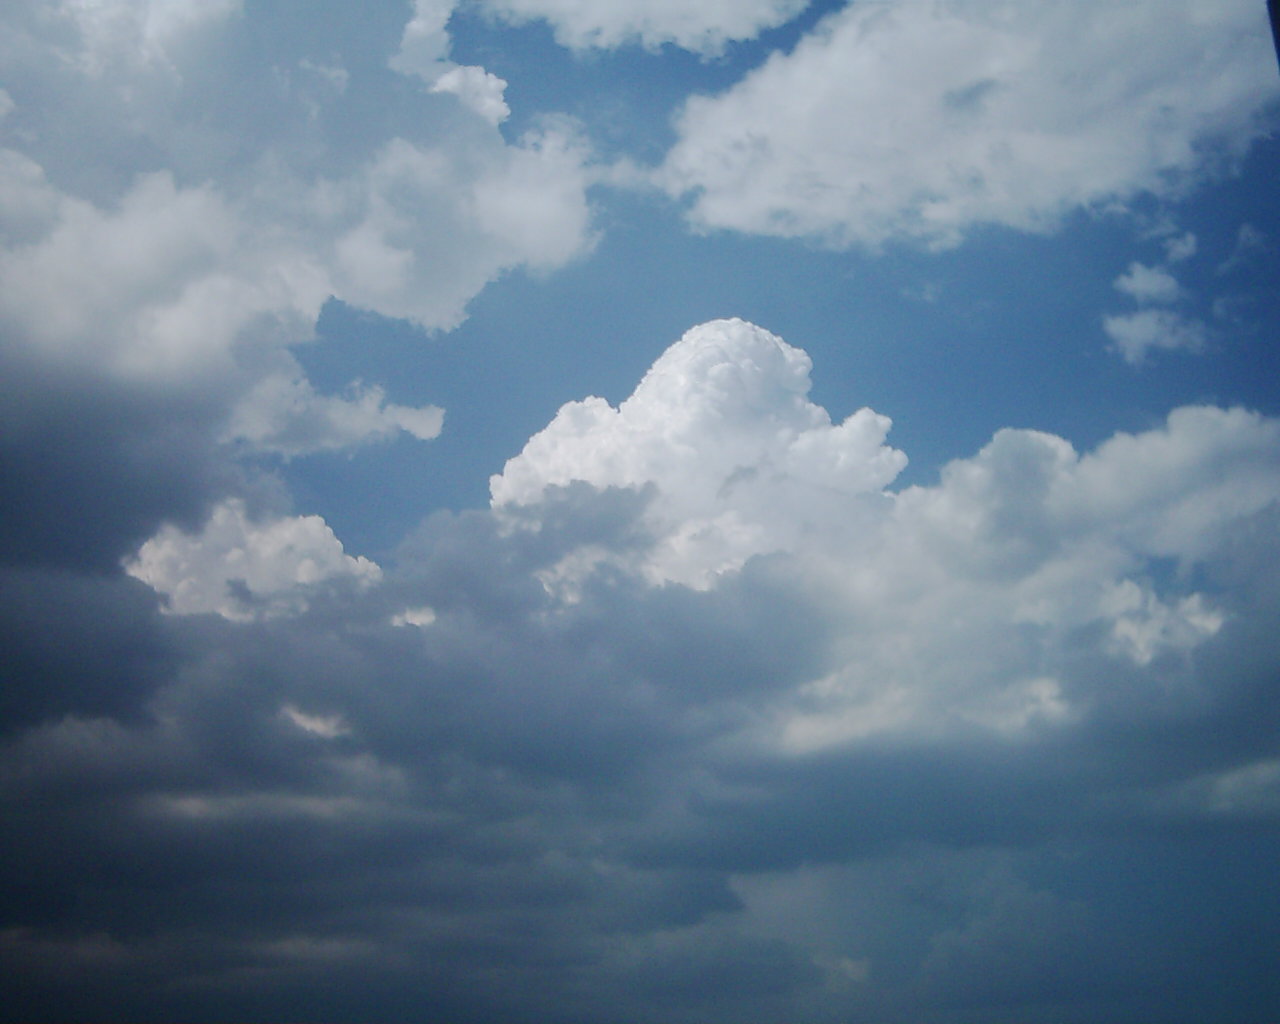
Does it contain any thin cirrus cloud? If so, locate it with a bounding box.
[659,0,1279,248]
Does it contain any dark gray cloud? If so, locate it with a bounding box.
[4,458,1280,1021]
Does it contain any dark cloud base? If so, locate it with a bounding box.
[2,487,1279,1022]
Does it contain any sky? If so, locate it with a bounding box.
[2,1,1280,1021]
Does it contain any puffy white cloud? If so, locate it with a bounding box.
[777,402,1279,748]
[391,1,510,124]
[660,0,1279,248]
[475,0,810,53]
[1113,262,1181,305]
[492,318,906,587]
[495,320,1280,749]
[1103,308,1209,364]
[389,0,455,76]
[430,65,510,125]
[0,166,326,383]
[222,372,443,457]
[125,499,381,620]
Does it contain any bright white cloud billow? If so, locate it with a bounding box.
[660,0,1279,248]
[492,319,906,587]
[125,499,381,620]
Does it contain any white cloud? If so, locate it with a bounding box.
[475,0,810,53]
[1163,231,1198,264]
[495,320,1280,749]
[659,0,1279,248]
[125,499,382,620]
[390,605,437,628]
[492,318,906,587]
[1113,262,1181,305]
[1103,309,1208,365]
[431,65,510,125]
[222,372,444,457]
[389,0,455,77]
[391,2,510,124]
[0,167,327,383]
[0,0,595,461]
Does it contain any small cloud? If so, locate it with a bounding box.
[223,374,444,457]
[391,606,437,628]
[124,499,382,620]
[281,704,350,739]
[431,65,510,125]
[1113,261,1181,304]
[1163,231,1197,263]
[1103,309,1208,366]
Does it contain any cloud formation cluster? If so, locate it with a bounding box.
[2,1,1279,1020]
[0,0,594,567]
[7,318,1279,1020]
[661,0,1279,247]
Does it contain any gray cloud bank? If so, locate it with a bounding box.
[4,319,1280,1022]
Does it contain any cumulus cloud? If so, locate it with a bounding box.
[497,321,1280,750]
[492,319,906,587]
[125,498,381,620]
[474,0,810,53]
[430,65,511,125]
[1103,308,1209,365]
[6,318,1280,1021]
[1113,262,1181,305]
[659,0,1279,248]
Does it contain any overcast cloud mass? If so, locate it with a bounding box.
[3,1,1280,1021]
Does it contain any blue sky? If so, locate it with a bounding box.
[2,2,1280,1021]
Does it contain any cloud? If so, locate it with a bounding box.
[430,65,511,125]
[1113,262,1181,304]
[659,0,1279,248]
[474,0,811,53]
[0,0,595,571]
[1103,308,1209,365]
[223,373,444,457]
[492,319,906,587]
[5,319,1280,1020]
[124,498,382,620]
[391,1,511,124]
